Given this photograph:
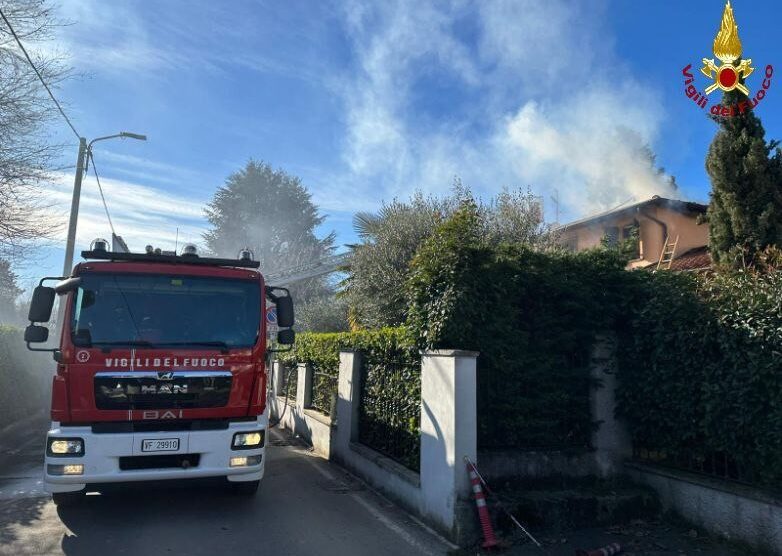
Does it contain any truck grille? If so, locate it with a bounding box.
[119,454,200,471]
[91,419,235,433]
[94,371,232,410]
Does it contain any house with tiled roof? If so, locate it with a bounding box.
[556,196,711,271]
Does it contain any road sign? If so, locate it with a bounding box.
[266,305,278,335]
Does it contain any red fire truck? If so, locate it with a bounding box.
[24,241,295,505]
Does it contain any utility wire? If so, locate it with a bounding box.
[0,7,81,141]
[0,8,124,248]
[88,150,116,237]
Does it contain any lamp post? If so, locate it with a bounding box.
[57,132,146,330]
[61,132,147,276]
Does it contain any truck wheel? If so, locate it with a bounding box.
[52,491,84,507]
[229,480,260,496]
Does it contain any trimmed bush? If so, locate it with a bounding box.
[279,328,421,469]
[616,268,782,488]
[406,202,629,449]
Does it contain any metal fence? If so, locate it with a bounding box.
[310,370,338,416]
[280,362,297,403]
[633,446,770,491]
[358,356,421,472]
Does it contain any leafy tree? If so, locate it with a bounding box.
[344,184,555,328]
[296,294,350,333]
[405,199,484,348]
[706,89,782,267]
[479,186,557,247]
[0,0,66,260]
[203,160,335,302]
[406,200,628,447]
[0,259,22,324]
[344,192,454,328]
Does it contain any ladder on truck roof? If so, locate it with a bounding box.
[656,234,679,271]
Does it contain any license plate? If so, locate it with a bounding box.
[141,438,180,452]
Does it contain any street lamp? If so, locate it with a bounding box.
[61,132,147,276]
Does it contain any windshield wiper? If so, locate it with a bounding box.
[85,340,233,353]
[160,341,231,353]
[89,340,154,353]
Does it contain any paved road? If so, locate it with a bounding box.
[0,419,455,556]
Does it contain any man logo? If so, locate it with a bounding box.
[157,372,175,380]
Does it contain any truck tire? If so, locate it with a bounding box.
[52,491,84,507]
[229,480,260,496]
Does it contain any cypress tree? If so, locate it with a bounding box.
[705,88,782,266]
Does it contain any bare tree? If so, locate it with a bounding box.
[0,0,67,260]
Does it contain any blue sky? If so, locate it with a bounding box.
[21,0,782,285]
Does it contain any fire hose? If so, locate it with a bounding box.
[268,362,296,429]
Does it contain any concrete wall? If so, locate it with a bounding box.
[627,463,782,554]
[269,361,333,459]
[478,335,631,483]
[270,337,782,551]
[419,350,478,543]
[590,334,632,477]
[585,336,782,554]
[270,350,479,545]
[588,335,782,552]
[478,449,597,483]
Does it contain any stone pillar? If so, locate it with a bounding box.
[334,350,363,458]
[420,350,478,543]
[591,334,632,477]
[271,360,285,396]
[296,362,313,410]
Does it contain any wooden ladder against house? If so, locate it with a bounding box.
[656,235,680,271]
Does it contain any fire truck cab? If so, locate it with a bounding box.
[24,241,294,505]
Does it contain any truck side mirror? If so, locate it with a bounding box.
[24,325,49,344]
[276,296,294,328]
[277,329,295,345]
[28,286,56,323]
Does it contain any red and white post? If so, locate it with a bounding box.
[467,461,498,549]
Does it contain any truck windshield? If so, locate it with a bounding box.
[70,273,261,349]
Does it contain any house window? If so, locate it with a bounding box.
[622,223,640,258]
[562,236,578,252]
[603,226,619,247]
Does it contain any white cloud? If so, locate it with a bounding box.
[334,0,678,220]
[96,151,201,187]
[45,172,209,254]
[54,0,336,83]
[46,1,682,225]
[498,85,678,215]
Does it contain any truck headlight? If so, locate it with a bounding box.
[232,430,265,450]
[47,438,84,457]
[47,464,84,475]
[230,455,262,467]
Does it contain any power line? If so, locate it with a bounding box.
[0,7,81,141]
[88,150,116,237]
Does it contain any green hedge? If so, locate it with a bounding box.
[616,268,782,488]
[0,326,51,429]
[280,328,421,434]
[406,203,629,449]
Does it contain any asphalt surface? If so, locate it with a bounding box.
[0,418,455,556]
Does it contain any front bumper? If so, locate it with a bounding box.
[44,414,267,493]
